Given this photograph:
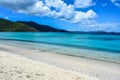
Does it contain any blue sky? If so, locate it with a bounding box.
[0,0,120,32]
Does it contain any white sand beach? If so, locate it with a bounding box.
[0,44,120,80]
[0,50,99,80]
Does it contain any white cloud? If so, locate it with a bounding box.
[74,0,95,8]
[0,0,97,23]
[71,10,96,23]
[111,0,120,7]
[0,0,36,10]
[17,1,50,16]
[45,0,75,19]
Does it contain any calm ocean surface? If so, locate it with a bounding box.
[0,32,120,63]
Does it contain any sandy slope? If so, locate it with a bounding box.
[0,51,99,80]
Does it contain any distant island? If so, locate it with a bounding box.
[68,31,120,35]
[0,18,66,32]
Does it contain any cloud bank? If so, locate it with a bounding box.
[0,0,96,23]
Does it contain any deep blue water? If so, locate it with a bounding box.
[0,32,120,63]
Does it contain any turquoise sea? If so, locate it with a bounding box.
[0,32,120,63]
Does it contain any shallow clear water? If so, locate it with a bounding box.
[0,32,120,63]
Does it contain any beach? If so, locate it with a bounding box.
[0,43,120,80]
[0,0,120,79]
[0,47,99,80]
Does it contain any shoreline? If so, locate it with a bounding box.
[0,40,120,64]
[0,43,120,80]
[1,38,120,54]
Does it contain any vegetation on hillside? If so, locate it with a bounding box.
[0,18,38,32]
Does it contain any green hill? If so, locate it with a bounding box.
[0,18,67,32]
[0,18,39,32]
